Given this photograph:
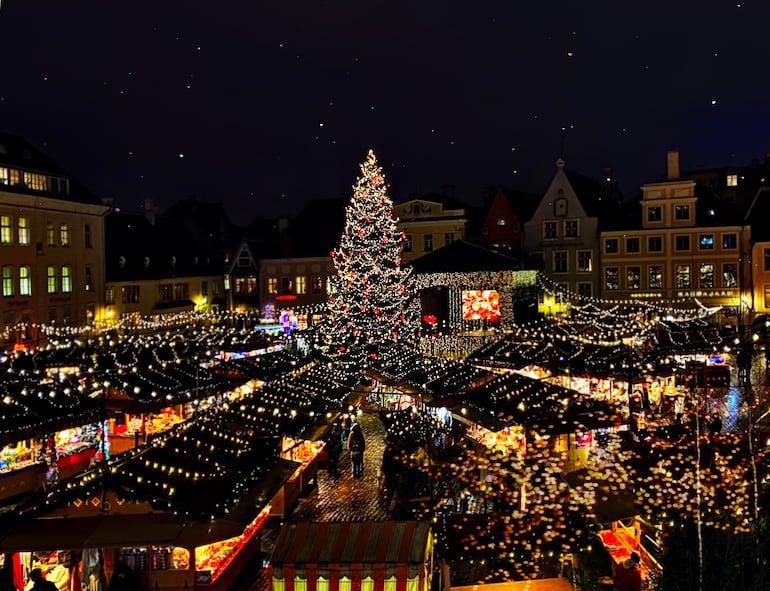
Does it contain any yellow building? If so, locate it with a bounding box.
[395,194,470,263]
[0,133,110,347]
[600,151,750,324]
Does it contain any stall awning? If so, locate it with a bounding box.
[270,520,431,580]
[0,513,248,552]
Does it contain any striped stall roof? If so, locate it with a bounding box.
[270,521,431,580]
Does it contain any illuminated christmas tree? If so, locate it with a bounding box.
[324,149,417,357]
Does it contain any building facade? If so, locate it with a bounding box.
[600,152,750,325]
[395,196,470,263]
[0,133,110,347]
[523,159,608,315]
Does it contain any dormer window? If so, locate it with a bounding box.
[496,217,506,226]
[118,256,126,268]
[554,197,568,217]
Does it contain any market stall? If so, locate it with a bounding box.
[270,521,433,591]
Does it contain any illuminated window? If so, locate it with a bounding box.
[496,217,506,226]
[312,276,323,294]
[726,174,738,187]
[577,250,592,273]
[699,234,714,250]
[60,224,70,247]
[700,263,714,288]
[765,285,770,309]
[18,217,29,246]
[543,221,558,240]
[564,219,578,238]
[281,277,294,294]
[604,238,619,254]
[675,235,690,251]
[605,267,619,290]
[23,172,46,190]
[267,277,278,294]
[647,206,662,222]
[675,264,691,289]
[722,233,737,249]
[61,266,72,293]
[47,222,55,246]
[423,234,433,253]
[626,237,640,253]
[234,278,245,294]
[9,170,19,185]
[649,265,663,289]
[1,216,11,245]
[47,265,57,293]
[626,266,641,290]
[2,266,12,296]
[85,267,93,292]
[723,264,737,288]
[0,167,8,185]
[648,236,662,252]
[296,275,307,294]
[674,205,690,220]
[246,277,257,294]
[19,266,31,296]
[553,251,568,273]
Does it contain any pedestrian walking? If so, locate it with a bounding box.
[348,422,366,478]
[324,423,343,477]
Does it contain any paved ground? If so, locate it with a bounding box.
[240,410,391,591]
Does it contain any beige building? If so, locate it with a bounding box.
[600,151,750,324]
[259,256,335,325]
[523,159,610,314]
[0,133,110,347]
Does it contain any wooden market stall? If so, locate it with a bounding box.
[270,521,434,591]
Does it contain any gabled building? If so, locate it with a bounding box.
[0,132,110,347]
[600,151,749,326]
[523,159,618,313]
[474,187,539,252]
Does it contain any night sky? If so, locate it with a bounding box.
[1,1,769,223]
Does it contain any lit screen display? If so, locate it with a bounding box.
[462,290,500,322]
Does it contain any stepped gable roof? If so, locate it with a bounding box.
[0,132,105,207]
[284,196,347,257]
[105,209,222,281]
[408,240,524,274]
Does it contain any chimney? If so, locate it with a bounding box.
[667,151,680,180]
[144,198,158,226]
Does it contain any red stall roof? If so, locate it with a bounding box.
[270,521,431,580]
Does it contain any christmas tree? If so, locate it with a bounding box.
[324,149,417,357]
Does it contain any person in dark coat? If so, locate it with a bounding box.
[107,562,141,591]
[348,422,366,477]
[27,571,56,591]
[614,551,642,591]
[325,423,343,476]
